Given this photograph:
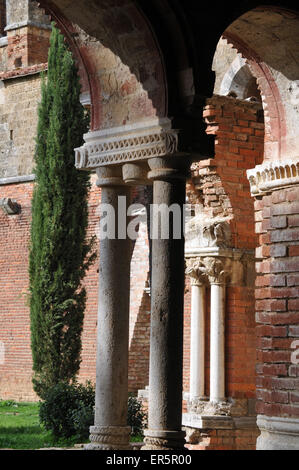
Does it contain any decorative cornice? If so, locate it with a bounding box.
[247,159,299,196]
[75,118,178,170]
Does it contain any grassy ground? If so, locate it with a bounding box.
[0,401,87,450]
[0,401,143,449]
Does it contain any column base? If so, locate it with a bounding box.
[141,429,186,450]
[85,425,131,450]
[257,415,299,450]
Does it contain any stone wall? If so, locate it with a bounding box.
[0,72,44,178]
[0,176,152,400]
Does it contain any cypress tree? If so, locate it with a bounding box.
[29,24,96,399]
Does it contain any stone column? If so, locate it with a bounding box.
[205,257,229,404]
[209,281,226,404]
[190,279,206,401]
[142,154,191,450]
[86,166,132,450]
[185,259,207,402]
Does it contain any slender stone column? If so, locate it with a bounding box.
[86,166,132,450]
[190,279,206,401]
[209,281,226,404]
[142,154,191,450]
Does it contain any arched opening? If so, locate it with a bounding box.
[183,5,299,451]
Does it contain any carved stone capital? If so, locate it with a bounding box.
[75,118,178,170]
[204,256,232,285]
[247,159,299,196]
[187,256,231,285]
[185,257,208,286]
[85,425,131,450]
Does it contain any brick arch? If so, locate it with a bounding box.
[37,0,168,131]
[221,6,299,163]
[36,1,102,130]
[222,31,286,163]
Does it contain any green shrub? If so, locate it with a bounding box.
[127,395,146,437]
[39,383,146,440]
[39,381,95,439]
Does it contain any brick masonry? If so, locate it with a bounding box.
[254,186,299,419]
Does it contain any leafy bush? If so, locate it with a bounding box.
[39,383,146,440]
[39,381,95,439]
[127,395,146,437]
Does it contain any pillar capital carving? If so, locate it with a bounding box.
[186,248,254,287]
[203,256,232,285]
[185,257,208,286]
[186,256,231,285]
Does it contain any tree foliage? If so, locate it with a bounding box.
[29,24,96,399]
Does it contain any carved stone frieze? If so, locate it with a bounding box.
[185,217,232,250]
[75,118,178,170]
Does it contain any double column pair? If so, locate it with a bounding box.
[187,257,229,405]
[87,155,190,450]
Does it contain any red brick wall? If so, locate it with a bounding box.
[186,427,259,451]
[183,95,264,404]
[0,182,35,401]
[0,178,151,400]
[255,186,299,419]
[7,26,50,70]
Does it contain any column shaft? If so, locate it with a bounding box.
[190,283,206,400]
[210,283,226,404]
[143,155,190,450]
[87,182,132,450]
